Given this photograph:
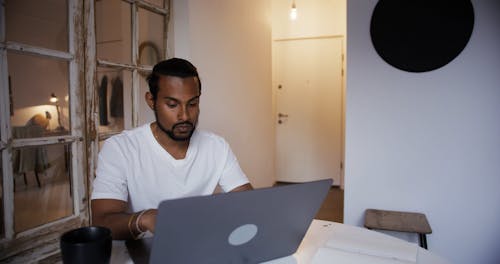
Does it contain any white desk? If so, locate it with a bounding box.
[111,220,449,264]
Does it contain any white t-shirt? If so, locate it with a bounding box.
[91,123,249,212]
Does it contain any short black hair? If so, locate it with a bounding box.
[147,58,201,100]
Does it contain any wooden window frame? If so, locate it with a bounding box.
[88,0,169,145]
[0,0,87,262]
[0,0,169,260]
[93,0,168,136]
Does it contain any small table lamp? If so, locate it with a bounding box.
[50,93,65,131]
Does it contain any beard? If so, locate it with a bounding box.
[154,110,196,142]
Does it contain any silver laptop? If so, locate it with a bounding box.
[126,179,332,264]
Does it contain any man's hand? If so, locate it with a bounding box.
[230,183,253,192]
[139,209,158,233]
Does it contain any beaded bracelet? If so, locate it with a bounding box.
[127,212,138,239]
[135,209,149,233]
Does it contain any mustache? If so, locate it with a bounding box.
[172,121,194,129]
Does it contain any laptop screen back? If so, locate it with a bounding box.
[148,179,332,264]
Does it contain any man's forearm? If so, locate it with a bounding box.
[92,212,137,240]
[92,209,157,240]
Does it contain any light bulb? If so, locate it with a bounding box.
[290,2,297,20]
[50,93,59,103]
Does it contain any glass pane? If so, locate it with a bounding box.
[5,0,68,51]
[139,73,155,125]
[138,8,165,66]
[97,67,133,133]
[8,52,70,138]
[96,0,132,64]
[144,0,165,8]
[0,152,4,238]
[13,143,73,233]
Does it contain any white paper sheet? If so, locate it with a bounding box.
[312,247,415,264]
[323,224,418,263]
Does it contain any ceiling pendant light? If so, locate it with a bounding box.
[290,1,298,20]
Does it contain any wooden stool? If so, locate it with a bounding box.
[364,209,432,249]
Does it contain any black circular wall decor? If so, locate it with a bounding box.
[370,0,474,72]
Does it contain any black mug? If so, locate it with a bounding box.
[60,226,112,264]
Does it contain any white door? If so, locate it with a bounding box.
[275,37,343,185]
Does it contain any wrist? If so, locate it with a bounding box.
[127,209,151,240]
[138,209,155,232]
[128,212,144,240]
[135,210,148,233]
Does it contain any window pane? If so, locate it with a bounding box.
[8,52,70,138]
[97,68,133,133]
[96,0,132,64]
[13,143,73,233]
[0,153,4,238]
[138,8,165,66]
[139,73,155,125]
[5,0,68,52]
[144,0,165,8]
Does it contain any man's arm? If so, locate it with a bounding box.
[91,199,157,240]
[93,183,252,240]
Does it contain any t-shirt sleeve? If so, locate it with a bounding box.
[91,138,129,201]
[218,141,250,192]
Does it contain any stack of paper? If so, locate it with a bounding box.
[312,224,418,264]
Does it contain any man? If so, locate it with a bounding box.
[91,58,253,240]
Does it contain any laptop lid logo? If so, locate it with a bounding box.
[228,224,258,246]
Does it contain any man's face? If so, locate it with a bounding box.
[151,75,200,141]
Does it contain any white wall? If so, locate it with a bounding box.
[169,0,274,188]
[345,1,500,263]
[271,0,346,40]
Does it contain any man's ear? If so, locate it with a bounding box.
[145,92,155,110]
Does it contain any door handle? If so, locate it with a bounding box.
[278,113,289,124]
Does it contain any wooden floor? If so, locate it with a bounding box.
[13,169,73,233]
[315,186,344,223]
[275,182,344,223]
